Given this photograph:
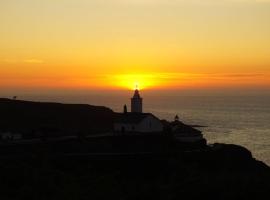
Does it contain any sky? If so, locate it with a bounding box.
[0,0,270,94]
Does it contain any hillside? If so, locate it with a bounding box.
[0,98,116,136]
[0,138,269,200]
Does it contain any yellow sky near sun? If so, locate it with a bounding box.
[0,0,270,91]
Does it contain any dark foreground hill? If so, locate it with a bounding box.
[0,98,116,136]
[0,136,269,200]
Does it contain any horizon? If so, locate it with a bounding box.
[1,87,270,98]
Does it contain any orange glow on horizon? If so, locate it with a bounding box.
[0,72,270,91]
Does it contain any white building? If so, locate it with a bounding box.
[0,132,22,141]
[114,113,163,133]
[114,89,163,133]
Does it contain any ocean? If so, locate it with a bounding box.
[16,91,270,166]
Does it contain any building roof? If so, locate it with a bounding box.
[114,113,159,124]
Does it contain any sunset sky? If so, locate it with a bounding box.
[1,0,270,93]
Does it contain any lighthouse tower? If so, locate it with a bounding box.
[131,89,143,113]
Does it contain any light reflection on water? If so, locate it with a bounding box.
[146,95,270,166]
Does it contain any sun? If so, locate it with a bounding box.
[111,73,158,90]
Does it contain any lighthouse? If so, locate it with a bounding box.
[114,88,164,133]
[131,89,143,113]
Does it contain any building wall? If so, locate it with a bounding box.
[136,115,163,133]
[114,115,163,133]
[114,123,136,132]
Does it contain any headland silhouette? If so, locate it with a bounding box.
[0,90,269,200]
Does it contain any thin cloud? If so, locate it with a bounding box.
[2,59,44,64]
[23,59,44,64]
[2,59,17,64]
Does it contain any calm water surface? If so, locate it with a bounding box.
[20,92,270,165]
